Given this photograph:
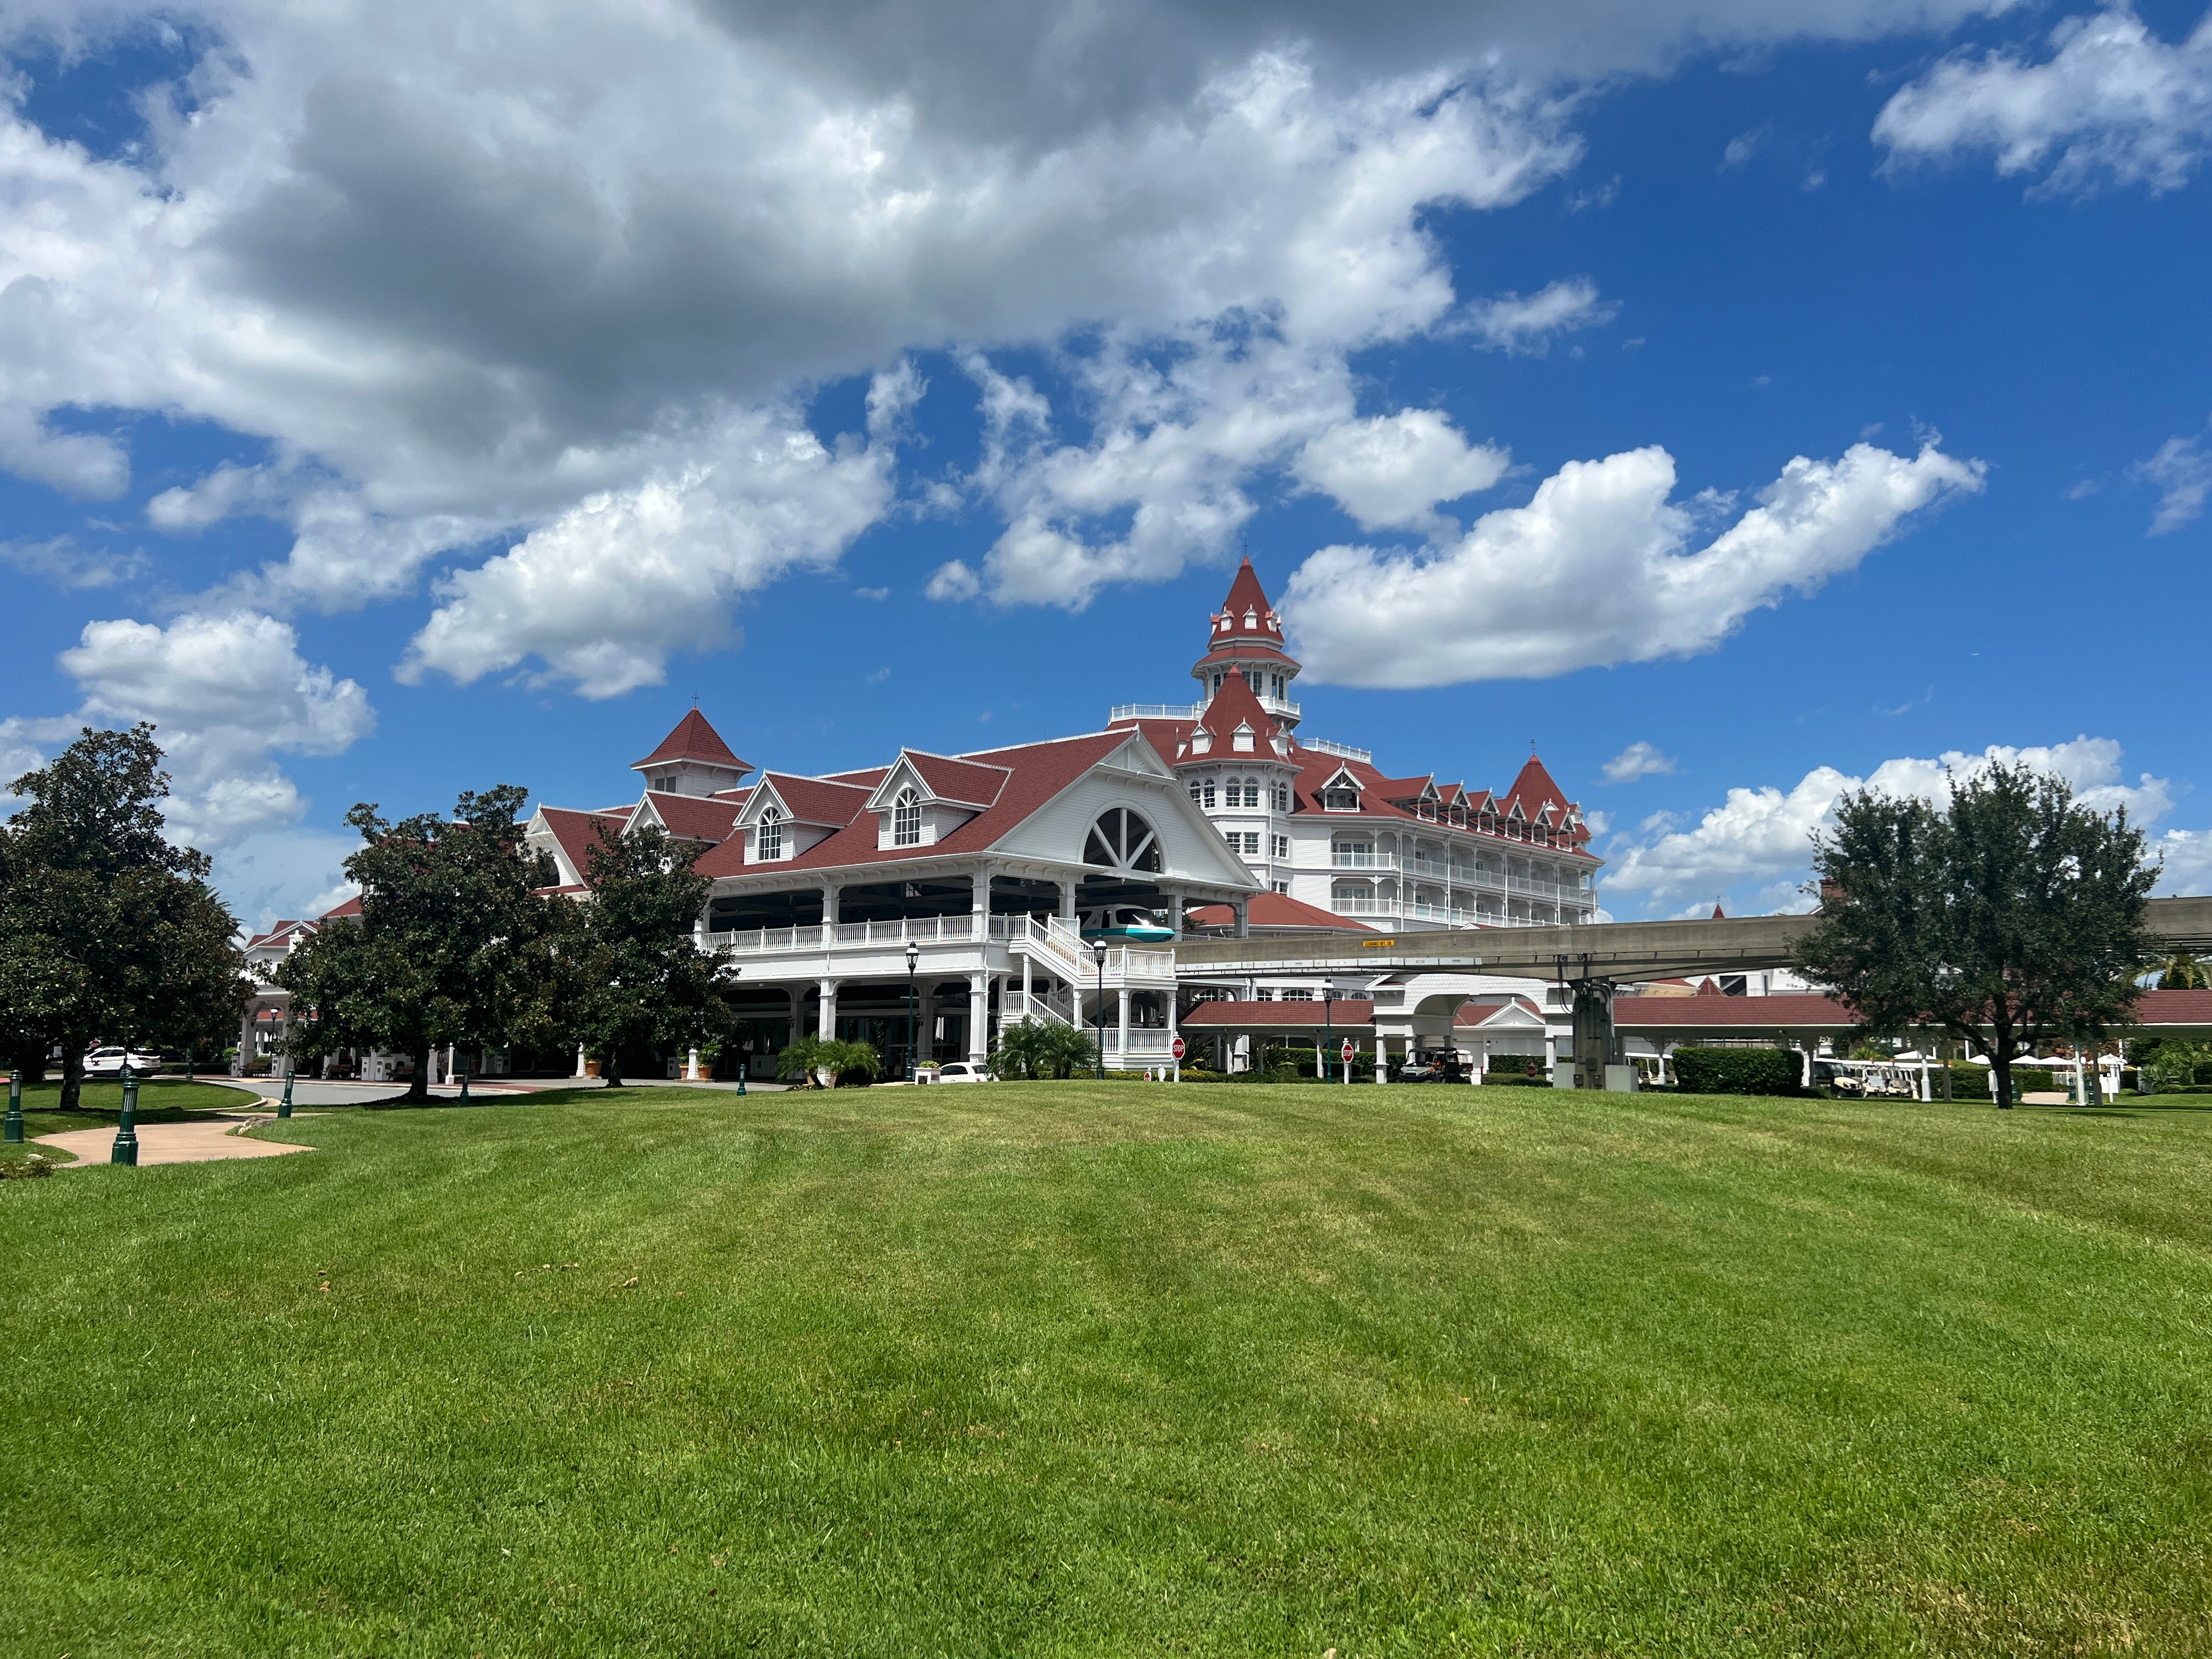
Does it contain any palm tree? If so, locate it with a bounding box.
[2154,950,2210,990]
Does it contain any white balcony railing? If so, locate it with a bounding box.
[1108,703,1202,722]
[1300,737,1372,763]
[1330,850,1397,870]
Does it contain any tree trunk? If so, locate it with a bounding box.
[58,1049,84,1113]
[404,1048,431,1103]
[601,1052,623,1088]
[1991,1047,2014,1110]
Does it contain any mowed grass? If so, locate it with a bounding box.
[5,1084,2211,1657]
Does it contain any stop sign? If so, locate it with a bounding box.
[1341,1039,1355,1061]
[1170,1036,1186,1060]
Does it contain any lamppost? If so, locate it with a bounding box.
[1092,939,1109,1080]
[1322,985,1335,1084]
[111,1064,140,1166]
[4,1068,21,1144]
[278,1056,295,1119]
[904,941,921,1082]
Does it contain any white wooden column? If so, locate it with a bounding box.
[821,882,840,928]
[968,973,989,1064]
[817,977,838,1040]
[1058,878,1079,922]
[1116,986,1130,1070]
[1166,986,1180,1081]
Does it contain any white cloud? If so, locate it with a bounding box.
[1603,736,2185,909]
[1279,438,1983,688]
[1875,8,2212,195]
[0,403,128,498]
[2133,418,2212,533]
[1458,277,1617,353]
[1293,408,1509,533]
[1720,124,1771,171]
[1602,740,1677,782]
[53,611,375,847]
[924,559,981,602]
[2151,827,2212,895]
[0,534,144,588]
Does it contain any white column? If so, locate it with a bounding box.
[821,882,840,929]
[968,973,989,1064]
[1058,879,1079,923]
[817,978,838,1040]
[1020,951,1032,1020]
[687,1046,701,1081]
[1167,985,1180,1082]
[574,1042,586,1079]
[973,866,991,933]
[1373,1034,1387,1084]
[1543,1032,1558,1083]
[1117,986,1130,1070]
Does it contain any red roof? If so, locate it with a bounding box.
[1212,558,1285,643]
[694,730,1146,879]
[538,806,630,876]
[1616,994,1853,1028]
[904,752,1012,808]
[641,791,743,844]
[1185,892,1374,933]
[1191,642,1296,670]
[633,709,751,775]
[1190,666,1282,748]
[1503,754,1570,817]
[1182,999,1375,1029]
[319,895,363,920]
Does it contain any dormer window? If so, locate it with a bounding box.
[1243,608,1257,629]
[1232,723,1255,752]
[757,808,785,861]
[893,788,922,847]
[652,774,675,792]
[1325,788,1358,811]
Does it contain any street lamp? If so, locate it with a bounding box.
[905,940,921,1082]
[110,1064,140,1167]
[1092,939,1109,1080]
[4,1068,21,1144]
[278,1056,295,1119]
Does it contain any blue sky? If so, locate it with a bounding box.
[2,0,2208,925]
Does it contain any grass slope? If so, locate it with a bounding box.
[4,1084,2209,1657]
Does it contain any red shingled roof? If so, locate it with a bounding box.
[1210,558,1285,645]
[1190,666,1282,749]
[693,730,1146,879]
[633,709,751,775]
[750,773,874,828]
[904,752,1013,807]
[319,895,362,920]
[1184,892,1374,933]
[641,791,744,844]
[1616,994,1853,1028]
[539,806,630,876]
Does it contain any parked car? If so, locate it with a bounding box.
[83,1046,163,1077]
[932,1061,994,1084]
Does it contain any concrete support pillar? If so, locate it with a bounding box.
[1232,896,1249,939]
[968,974,989,1064]
[918,985,936,1065]
[1116,987,1130,1069]
[1058,879,1079,923]
[1569,981,1614,1091]
[817,978,838,1040]
[1164,889,1183,939]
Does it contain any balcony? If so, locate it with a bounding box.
[1109,693,1301,724]
[1330,850,1398,870]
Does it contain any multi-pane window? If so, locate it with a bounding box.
[1272,782,1291,811]
[1271,834,1289,859]
[1201,780,1217,808]
[1223,829,1259,855]
[1325,788,1358,811]
[893,788,922,846]
[1188,781,1203,806]
[1272,878,1291,894]
[756,808,785,861]
[1281,988,1312,1001]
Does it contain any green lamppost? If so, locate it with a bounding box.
[459,1068,473,1107]
[111,1065,140,1166]
[1092,939,1109,1080]
[904,941,920,1083]
[4,1068,22,1144]
[277,1059,295,1120]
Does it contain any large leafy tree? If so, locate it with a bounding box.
[1796,761,2157,1110]
[563,821,731,1087]
[278,786,561,1101]
[0,726,249,1108]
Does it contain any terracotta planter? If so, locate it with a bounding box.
[584,1059,602,1078]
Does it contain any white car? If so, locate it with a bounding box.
[931,1061,995,1084]
[83,1047,163,1077]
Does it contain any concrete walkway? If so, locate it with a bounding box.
[36,1112,315,1168]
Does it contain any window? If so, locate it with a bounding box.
[893,788,922,846]
[1200,780,1217,809]
[1271,834,1289,859]
[1243,669,1261,693]
[1085,808,1164,873]
[1211,672,1224,693]
[1281,988,1312,1001]
[1254,988,1274,1000]
[1272,879,1291,894]
[1232,723,1254,753]
[1325,788,1358,811]
[1223,830,1259,855]
[1332,838,1375,867]
[1244,608,1257,628]
[1188,781,1203,806]
[756,808,785,861]
[1273,782,1290,811]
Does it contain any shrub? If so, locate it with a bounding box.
[1671,1047,1803,1097]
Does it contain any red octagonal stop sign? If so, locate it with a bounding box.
[1170,1036,1186,1060]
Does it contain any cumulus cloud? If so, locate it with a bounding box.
[924,559,981,602]
[1279,438,1983,687]
[1603,736,2185,909]
[0,403,128,498]
[48,611,375,847]
[2133,417,2212,533]
[1458,276,1617,353]
[1293,408,1510,533]
[1875,7,2212,194]
[1602,740,1677,782]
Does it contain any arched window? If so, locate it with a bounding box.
[757,808,785,861]
[1272,782,1290,811]
[1201,780,1217,809]
[1085,808,1163,874]
[893,788,922,847]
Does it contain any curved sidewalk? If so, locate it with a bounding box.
[36,1112,315,1168]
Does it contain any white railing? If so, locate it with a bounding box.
[1301,737,1372,763]
[706,913,981,956]
[1257,695,1301,719]
[1109,703,1203,722]
[1006,986,1077,1027]
[1330,850,1397,870]
[1110,1030,1177,1057]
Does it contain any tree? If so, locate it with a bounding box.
[278,786,558,1102]
[2153,949,2210,990]
[1796,761,2157,1110]
[992,1018,1053,1081]
[563,821,731,1088]
[775,1035,879,1088]
[0,726,250,1109]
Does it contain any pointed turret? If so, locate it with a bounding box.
[1191,558,1300,727]
[632,710,753,798]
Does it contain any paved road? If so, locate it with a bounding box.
[37,1112,315,1167]
[222,1075,793,1108]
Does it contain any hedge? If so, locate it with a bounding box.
[1671,1047,1803,1097]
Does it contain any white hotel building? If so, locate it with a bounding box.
[521,561,1604,1079]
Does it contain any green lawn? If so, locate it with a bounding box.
[4,1084,2209,1656]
